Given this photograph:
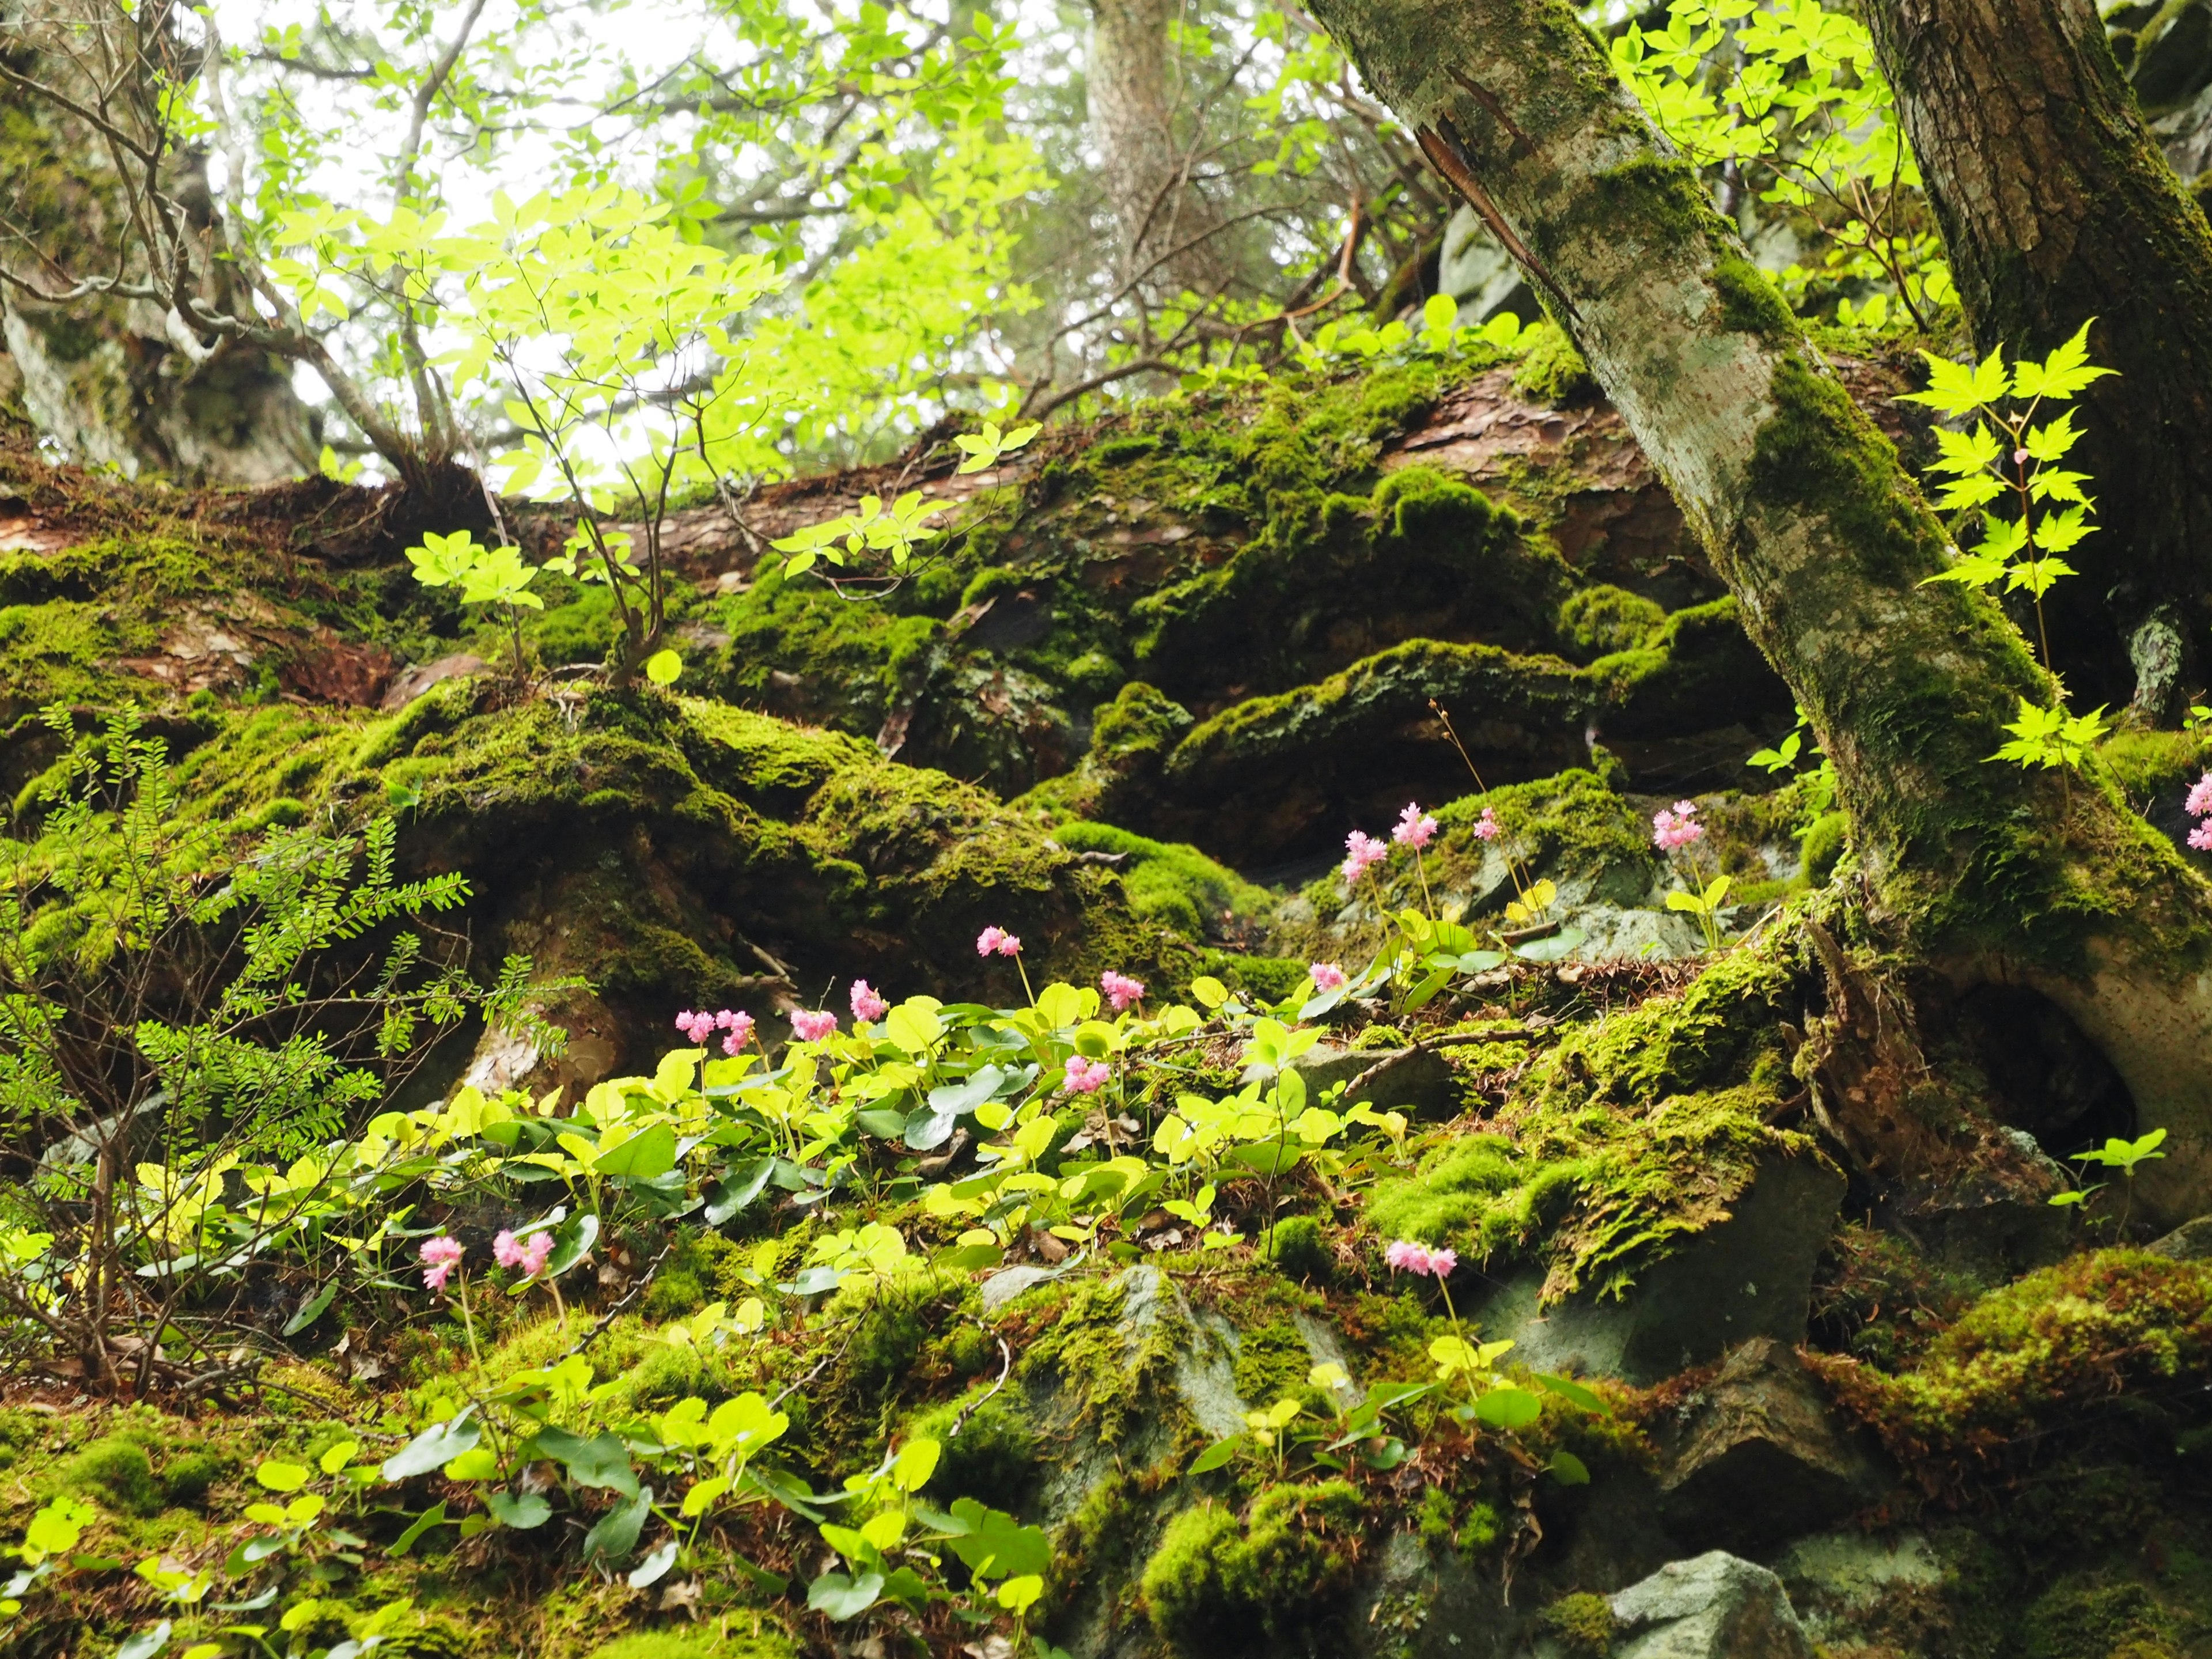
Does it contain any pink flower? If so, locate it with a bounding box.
[675,1009,715,1044]
[1384,1238,1457,1279]
[1472,806,1499,842]
[494,1229,553,1278]
[1062,1056,1112,1094]
[976,926,1021,958]
[2187,772,2212,818]
[1308,962,1347,993]
[1653,800,1704,850]
[419,1235,464,1291]
[850,979,889,1023]
[2191,820,2212,853]
[1393,802,1438,851]
[1101,970,1146,1012]
[1342,830,1389,884]
[790,1009,839,1042]
[717,1010,755,1056]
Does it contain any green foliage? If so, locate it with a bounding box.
[1139,1482,1365,1657]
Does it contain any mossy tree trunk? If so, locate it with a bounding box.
[1298,0,2212,1223]
[1863,0,2212,722]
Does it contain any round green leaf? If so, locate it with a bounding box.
[254,1460,309,1493]
[643,649,683,686]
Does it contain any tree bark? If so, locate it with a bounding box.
[1087,0,1235,295]
[1299,0,2212,1224]
[1863,0,2212,722]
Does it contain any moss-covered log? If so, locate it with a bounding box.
[1297,0,2212,1225]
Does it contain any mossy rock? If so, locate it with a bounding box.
[584,1630,797,1659]
[1139,1481,1366,1657]
[59,1435,161,1516]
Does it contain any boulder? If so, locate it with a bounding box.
[1459,1152,1844,1386]
[1609,1553,1816,1659]
[1291,1042,1462,1118]
[2147,1213,2212,1259]
[1657,1338,1893,1551]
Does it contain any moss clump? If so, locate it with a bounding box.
[1230,1319,1315,1408]
[584,1630,797,1659]
[1540,1592,1619,1658]
[917,1391,1040,1512]
[2024,1582,2184,1659]
[1051,819,1272,939]
[1366,1135,1520,1245]
[60,1434,161,1516]
[1415,1486,1501,1560]
[1200,952,1307,1004]
[1260,1214,1332,1285]
[1018,1274,1177,1444]
[1817,1250,2212,1463]
[1139,1482,1366,1657]
[159,1449,228,1509]
[1512,322,1596,404]
[1557,584,1664,660]
[1801,809,1848,884]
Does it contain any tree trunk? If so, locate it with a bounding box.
[1087,0,1234,296]
[1863,0,2212,723]
[1298,0,2212,1225]
[0,5,318,484]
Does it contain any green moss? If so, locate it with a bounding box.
[1512,322,1596,404]
[584,1629,797,1659]
[1199,952,1308,1004]
[1230,1319,1315,1408]
[1540,1592,1620,1659]
[914,1391,1040,1512]
[1801,810,1847,884]
[1713,256,1800,346]
[1367,1136,1520,1245]
[2098,727,2210,817]
[1821,1251,2212,1461]
[1260,1215,1332,1285]
[60,1434,161,1516]
[1050,819,1272,940]
[1558,584,1664,659]
[1019,1274,1177,1444]
[2024,1582,2183,1659]
[159,1449,228,1509]
[1139,1482,1366,1657]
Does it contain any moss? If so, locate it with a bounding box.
[1139,1482,1366,1657]
[158,1449,228,1509]
[1558,584,1664,660]
[1540,1592,1619,1659]
[1713,255,1800,346]
[1512,322,1596,404]
[1018,1274,1177,1444]
[2098,727,2210,817]
[583,1629,797,1659]
[1801,809,1847,884]
[1818,1250,2212,1463]
[1366,1135,1520,1245]
[1260,1214,1332,1285]
[2024,1582,2183,1659]
[57,1434,162,1517]
[1051,819,1272,940]
[1199,952,1308,1004]
[1230,1319,1315,1408]
[914,1391,1040,1512]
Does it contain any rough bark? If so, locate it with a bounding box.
[1087,0,1234,294]
[1864,0,2212,722]
[1298,0,2212,1224]
[0,5,317,483]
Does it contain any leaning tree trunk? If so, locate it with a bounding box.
[1298,0,2212,1225]
[1863,0,2212,724]
[1087,0,1235,296]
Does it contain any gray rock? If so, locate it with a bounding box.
[1438,206,1536,322]
[1292,1042,1462,1117]
[1658,1338,1893,1551]
[1610,1552,1816,1659]
[1459,1152,1845,1387]
[2147,1213,2212,1259]
[379,651,489,710]
[1772,1529,1943,1647]
[979,1262,1073,1314]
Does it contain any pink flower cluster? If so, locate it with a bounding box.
[1652,800,1704,850]
[1472,806,1499,842]
[1062,1056,1112,1094]
[1384,1238,1458,1279]
[1393,802,1438,850]
[494,1228,553,1279]
[850,979,889,1023]
[1101,970,1146,1012]
[1308,961,1347,993]
[790,1009,839,1042]
[976,926,1022,957]
[676,1007,756,1055]
[419,1235,464,1291]
[1342,830,1389,884]
[2187,772,2212,851]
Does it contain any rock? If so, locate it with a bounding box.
[979,1262,1073,1314]
[1658,1338,1893,1551]
[1291,1042,1461,1116]
[379,651,489,710]
[1772,1530,1944,1649]
[1438,206,1536,322]
[1459,1152,1844,1387]
[2147,1213,2212,1259]
[1609,1552,1816,1659]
